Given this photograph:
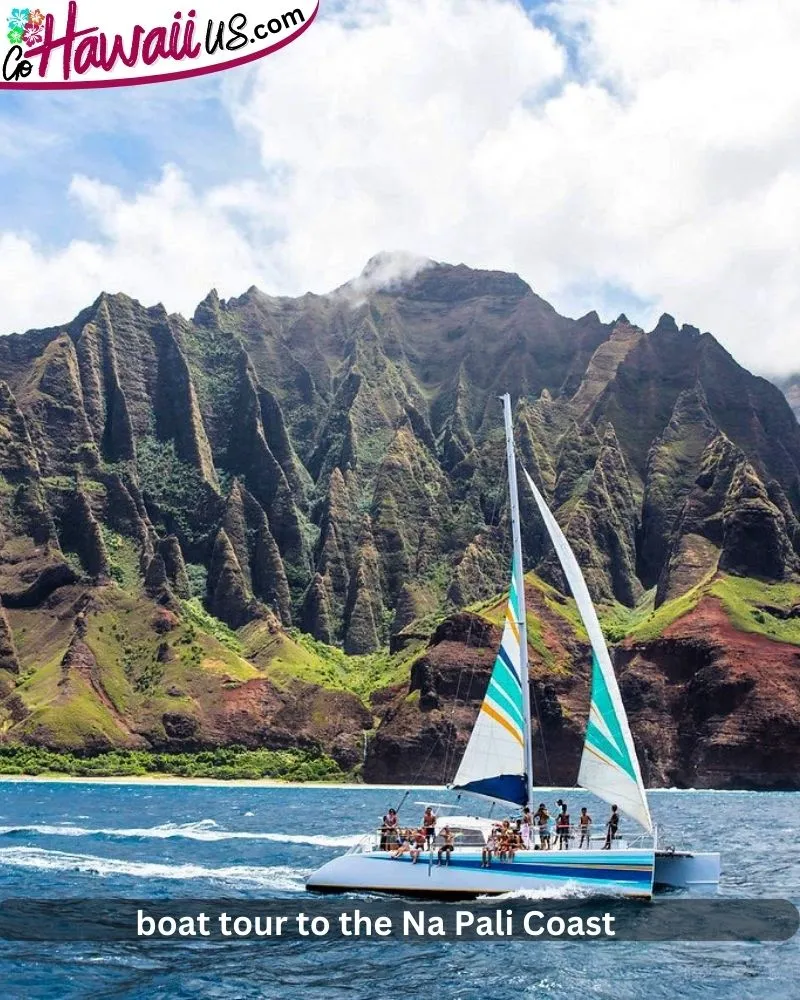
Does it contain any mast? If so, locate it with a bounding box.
[501,394,534,809]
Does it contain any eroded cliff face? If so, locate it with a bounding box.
[1,257,799,786]
[365,579,800,790]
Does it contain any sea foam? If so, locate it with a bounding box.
[0,846,308,890]
[0,820,361,848]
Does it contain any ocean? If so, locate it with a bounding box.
[0,781,797,999]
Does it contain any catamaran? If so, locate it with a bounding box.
[306,395,720,898]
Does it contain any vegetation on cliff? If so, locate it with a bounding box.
[1,259,799,786]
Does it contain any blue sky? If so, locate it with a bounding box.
[0,0,559,247]
[0,0,798,375]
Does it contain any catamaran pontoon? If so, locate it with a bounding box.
[306,395,720,898]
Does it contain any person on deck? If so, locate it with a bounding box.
[555,803,570,850]
[422,806,437,848]
[381,807,399,850]
[481,829,497,868]
[391,828,413,859]
[495,828,508,862]
[520,813,532,849]
[578,807,592,848]
[437,826,455,866]
[533,803,551,850]
[603,805,619,849]
[504,828,518,862]
[410,828,427,863]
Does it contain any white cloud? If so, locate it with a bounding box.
[2,0,800,374]
[0,167,271,331]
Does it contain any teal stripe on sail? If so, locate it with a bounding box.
[496,645,521,687]
[486,676,525,734]
[450,551,528,805]
[509,567,521,621]
[585,653,638,782]
[488,658,523,713]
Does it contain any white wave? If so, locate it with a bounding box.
[264,832,362,848]
[0,846,307,890]
[0,819,361,848]
[481,881,595,902]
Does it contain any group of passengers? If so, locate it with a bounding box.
[382,807,456,866]
[379,800,622,863]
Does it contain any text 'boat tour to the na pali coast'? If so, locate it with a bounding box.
[306,395,721,899]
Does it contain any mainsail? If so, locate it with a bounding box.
[450,555,528,806]
[522,468,653,833]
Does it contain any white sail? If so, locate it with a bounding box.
[450,557,528,806]
[522,468,653,833]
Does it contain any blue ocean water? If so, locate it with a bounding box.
[0,781,797,1000]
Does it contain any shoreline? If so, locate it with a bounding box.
[0,774,447,789]
[0,775,788,792]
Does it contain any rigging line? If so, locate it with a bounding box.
[440,613,475,783]
[509,459,553,789]
[529,667,553,787]
[402,621,476,792]
[441,663,464,784]
[394,789,410,816]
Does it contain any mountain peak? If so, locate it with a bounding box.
[654,313,679,334]
[335,251,434,301]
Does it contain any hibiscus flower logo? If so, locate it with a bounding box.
[6,7,47,47]
[23,17,42,45]
[6,7,29,31]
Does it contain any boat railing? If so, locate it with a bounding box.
[346,825,656,854]
[346,831,381,855]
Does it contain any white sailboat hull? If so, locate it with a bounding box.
[306,847,656,899]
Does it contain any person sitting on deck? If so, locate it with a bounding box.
[603,805,619,849]
[391,828,415,859]
[555,803,570,850]
[578,807,592,848]
[422,806,437,848]
[481,830,497,868]
[409,828,427,864]
[437,826,455,866]
[503,830,517,862]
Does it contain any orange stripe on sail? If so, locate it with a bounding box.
[482,702,524,746]
[584,742,618,770]
[504,607,520,645]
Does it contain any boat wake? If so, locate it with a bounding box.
[481,881,596,901]
[0,846,308,890]
[0,820,361,848]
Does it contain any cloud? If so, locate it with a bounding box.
[0,167,269,331]
[336,251,435,303]
[1,0,800,375]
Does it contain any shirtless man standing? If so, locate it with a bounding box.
[422,806,436,848]
[578,807,592,848]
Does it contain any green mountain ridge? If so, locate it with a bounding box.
[1,256,799,786]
